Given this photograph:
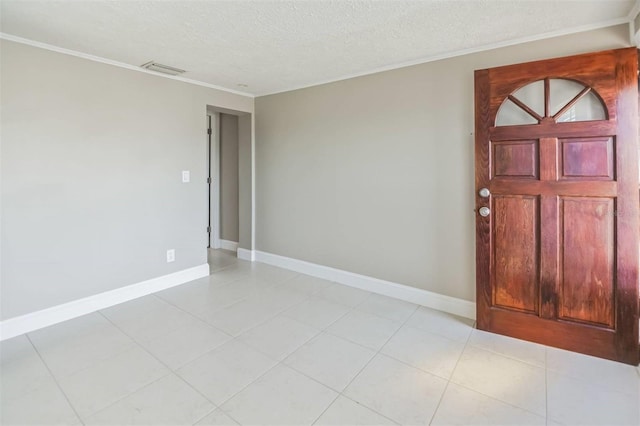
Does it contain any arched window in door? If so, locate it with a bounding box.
[495,78,607,126]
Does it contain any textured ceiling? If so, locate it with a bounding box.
[0,0,636,96]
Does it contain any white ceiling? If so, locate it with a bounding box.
[1,0,637,96]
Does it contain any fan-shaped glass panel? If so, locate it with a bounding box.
[512,80,545,117]
[549,79,584,116]
[495,78,606,126]
[495,99,539,126]
[556,91,606,122]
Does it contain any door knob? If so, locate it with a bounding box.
[479,207,491,217]
[478,188,490,198]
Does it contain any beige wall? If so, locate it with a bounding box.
[219,113,239,242]
[1,39,253,320]
[255,24,631,302]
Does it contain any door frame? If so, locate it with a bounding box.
[208,112,221,249]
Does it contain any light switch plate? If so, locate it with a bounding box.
[166,249,175,263]
[182,171,190,183]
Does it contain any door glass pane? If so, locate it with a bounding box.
[512,80,545,117]
[495,99,539,126]
[495,78,606,126]
[556,91,606,122]
[549,79,584,116]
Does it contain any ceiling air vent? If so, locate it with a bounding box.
[140,61,186,76]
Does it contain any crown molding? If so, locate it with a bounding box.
[0,15,631,100]
[0,32,255,98]
[256,18,629,97]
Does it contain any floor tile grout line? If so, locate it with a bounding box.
[374,350,459,383]
[309,300,418,425]
[208,262,241,274]
[283,353,399,426]
[150,268,308,338]
[199,254,299,426]
[426,323,474,426]
[155,332,282,425]
[157,281,330,374]
[320,301,408,353]
[543,364,640,397]
[281,290,396,355]
[12,256,587,425]
[282,352,375,395]
[163,266,321,411]
[545,346,550,426]
[240,326,324,364]
[158,268,272,314]
[464,341,547,369]
[25,322,141,379]
[30,257,557,424]
[334,394,402,425]
[448,381,548,421]
[144,328,232,372]
[308,288,409,352]
[175,268,326,338]
[307,356,370,423]
[216,288,390,419]
[443,332,549,422]
[212,272,366,338]
[157,291,247,337]
[322,325,399,354]
[97,311,222,416]
[461,341,549,372]
[210,356,283,419]
[335,302,419,420]
[25,333,86,425]
[207,255,244,272]
[205,282,397,425]
[189,405,221,425]
[211,407,244,426]
[353,297,421,324]
[84,372,174,421]
[207,294,315,338]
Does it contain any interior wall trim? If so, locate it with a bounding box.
[237,248,255,261]
[256,18,629,96]
[0,263,210,341]
[1,17,629,99]
[254,250,476,320]
[0,32,255,98]
[219,239,239,252]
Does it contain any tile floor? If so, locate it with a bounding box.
[1,249,639,425]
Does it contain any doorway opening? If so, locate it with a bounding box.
[206,106,253,273]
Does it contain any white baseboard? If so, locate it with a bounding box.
[237,248,255,261]
[0,263,210,341]
[254,250,476,320]
[220,240,238,252]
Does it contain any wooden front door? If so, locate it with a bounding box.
[474,48,639,365]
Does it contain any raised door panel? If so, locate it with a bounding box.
[493,195,539,313]
[560,137,614,180]
[559,197,615,327]
[492,140,539,179]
